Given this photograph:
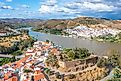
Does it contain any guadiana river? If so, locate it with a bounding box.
[27,28,121,56]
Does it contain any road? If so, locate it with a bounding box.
[100,68,121,81]
[0,54,25,59]
[100,70,113,81]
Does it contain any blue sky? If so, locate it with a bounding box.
[0,0,121,19]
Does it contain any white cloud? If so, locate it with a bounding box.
[39,0,117,15]
[65,1,117,12]
[39,0,79,14]
[1,5,13,9]
[6,0,12,2]
[82,2,116,12]
[46,0,57,6]
[39,5,57,13]
[39,0,58,14]
[37,0,121,19]
[21,5,30,8]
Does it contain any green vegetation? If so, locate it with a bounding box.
[0,44,19,54]
[107,50,121,68]
[45,54,59,68]
[0,56,16,66]
[113,68,121,78]
[32,28,63,35]
[0,36,35,54]
[45,48,91,69]
[97,50,121,68]
[0,33,36,66]
[45,69,54,76]
[0,28,36,54]
[95,33,121,43]
[18,36,35,51]
[15,24,32,28]
[78,19,100,25]
[68,74,76,79]
[45,69,50,74]
[11,50,23,56]
[62,48,91,61]
[19,29,29,35]
[97,58,108,68]
[107,68,121,81]
[46,39,50,43]
[23,69,33,73]
[55,72,61,79]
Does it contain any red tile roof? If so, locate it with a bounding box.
[14,55,30,69]
[7,76,18,81]
[34,74,45,81]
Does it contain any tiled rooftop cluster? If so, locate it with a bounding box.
[0,41,61,81]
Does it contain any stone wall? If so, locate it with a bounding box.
[59,55,98,72]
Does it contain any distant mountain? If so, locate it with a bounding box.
[34,16,121,30]
[1,17,121,31]
[0,18,43,29]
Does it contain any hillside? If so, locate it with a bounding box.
[0,18,43,29]
[1,17,121,31]
[33,17,121,30]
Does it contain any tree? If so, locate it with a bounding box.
[97,58,108,68]
[46,55,58,67]
[62,48,91,61]
[74,48,90,59]
[67,50,75,60]
[68,74,76,79]
[20,29,29,35]
[107,50,121,68]
[117,32,121,39]
[23,69,33,73]
[63,48,72,53]
[11,56,16,62]
[11,50,22,56]
[46,39,50,43]
[55,72,61,79]
[113,68,121,78]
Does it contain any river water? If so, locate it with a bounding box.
[26,28,121,55]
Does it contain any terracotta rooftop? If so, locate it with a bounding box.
[14,55,30,69]
[7,76,18,81]
[34,74,45,81]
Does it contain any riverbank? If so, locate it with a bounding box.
[22,27,121,56]
[32,26,121,43]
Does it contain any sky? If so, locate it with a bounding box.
[0,0,121,19]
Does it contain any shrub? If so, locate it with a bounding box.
[23,69,33,73]
[68,74,76,79]
[55,72,61,79]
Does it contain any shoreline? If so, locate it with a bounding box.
[32,29,121,43]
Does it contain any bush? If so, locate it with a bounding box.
[55,72,61,79]
[97,58,108,68]
[11,50,22,56]
[107,50,121,68]
[45,69,50,74]
[68,74,76,79]
[63,48,91,60]
[23,69,33,73]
